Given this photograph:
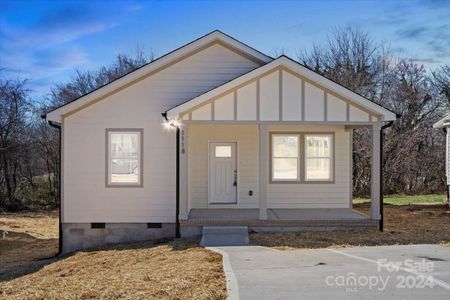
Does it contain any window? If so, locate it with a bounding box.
[272,134,299,181]
[215,146,232,157]
[305,134,333,181]
[107,129,143,186]
[270,133,334,183]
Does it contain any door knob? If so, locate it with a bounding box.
[233,170,237,186]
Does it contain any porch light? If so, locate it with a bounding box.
[163,118,181,130]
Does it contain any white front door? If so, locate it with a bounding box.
[209,142,237,204]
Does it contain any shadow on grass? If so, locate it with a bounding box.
[0,232,201,281]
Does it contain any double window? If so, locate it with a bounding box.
[106,129,143,187]
[271,133,333,183]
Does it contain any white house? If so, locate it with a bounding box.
[433,114,450,202]
[45,31,397,253]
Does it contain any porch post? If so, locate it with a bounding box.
[259,124,268,220]
[371,123,382,220]
[179,124,189,220]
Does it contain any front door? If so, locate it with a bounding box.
[209,142,237,204]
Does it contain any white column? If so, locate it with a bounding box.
[179,124,189,220]
[371,123,382,220]
[259,124,268,220]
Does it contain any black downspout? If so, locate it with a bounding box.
[162,112,180,238]
[379,121,394,232]
[175,127,181,238]
[47,120,63,255]
[445,128,450,202]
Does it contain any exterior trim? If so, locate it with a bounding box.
[105,128,144,187]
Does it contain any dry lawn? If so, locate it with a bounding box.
[0,211,59,279]
[0,212,226,300]
[250,204,450,250]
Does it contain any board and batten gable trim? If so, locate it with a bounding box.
[167,56,396,121]
[105,128,144,188]
[176,66,386,123]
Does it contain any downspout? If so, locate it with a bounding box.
[445,128,450,202]
[46,119,63,256]
[379,120,394,232]
[161,112,180,238]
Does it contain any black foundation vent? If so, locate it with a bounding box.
[91,223,105,229]
[147,223,162,228]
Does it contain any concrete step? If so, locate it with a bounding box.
[200,226,249,247]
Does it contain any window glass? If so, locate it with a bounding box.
[272,134,299,180]
[108,131,141,185]
[215,146,232,157]
[305,135,332,181]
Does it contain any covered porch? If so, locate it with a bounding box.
[165,57,396,234]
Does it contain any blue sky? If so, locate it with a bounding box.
[1,0,449,98]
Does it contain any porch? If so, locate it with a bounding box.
[181,208,378,235]
[164,61,396,234]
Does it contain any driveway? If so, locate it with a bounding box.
[211,244,450,300]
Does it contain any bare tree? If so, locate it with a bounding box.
[0,78,29,210]
[299,27,449,195]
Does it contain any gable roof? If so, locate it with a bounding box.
[433,114,450,128]
[45,30,273,123]
[166,55,398,121]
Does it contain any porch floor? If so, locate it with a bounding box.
[187,208,369,221]
[181,209,377,233]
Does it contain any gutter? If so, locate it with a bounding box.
[161,112,181,238]
[45,118,63,256]
[379,120,395,232]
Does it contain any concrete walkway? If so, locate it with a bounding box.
[211,244,450,300]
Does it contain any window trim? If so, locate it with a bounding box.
[270,133,300,182]
[105,128,144,187]
[269,132,335,184]
[304,133,334,182]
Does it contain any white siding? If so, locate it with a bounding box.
[259,71,279,121]
[304,82,325,121]
[63,43,260,223]
[191,103,211,120]
[282,70,302,121]
[327,94,347,121]
[188,124,260,208]
[214,93,234,120]
[349,105,369,122]
[237,81,257,120]
[188,124,351,209]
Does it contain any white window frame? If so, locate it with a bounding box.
[270,133,300,182]
[304,134,334,182]
[106,128,143,187]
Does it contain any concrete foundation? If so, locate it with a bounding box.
[62,223,175,253]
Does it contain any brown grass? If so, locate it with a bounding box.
[0,211,59,279]
[250,204,450,250]
[0,212,226,300]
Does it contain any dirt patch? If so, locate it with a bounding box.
[250,204,450,249]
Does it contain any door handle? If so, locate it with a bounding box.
[233,170,237,186]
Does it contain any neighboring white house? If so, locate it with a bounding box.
[433,114,450,202]
[45,31,397,253]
